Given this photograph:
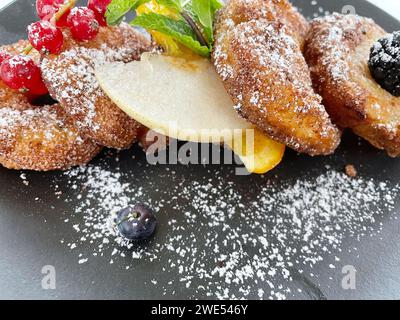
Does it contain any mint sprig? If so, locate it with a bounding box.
[106,0,150,26]
[106,0,224,58]
[183,0,222,45]
[132,13,210,57]
[156,0,182,12]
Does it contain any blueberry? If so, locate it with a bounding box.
[115,204,157,241]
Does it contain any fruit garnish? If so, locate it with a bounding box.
[106,0,223,58]
[88,0,112,26]
[0,50,12,65]
[2,0,108,96]
[115,204,157,241]
[96,53,284,174]
[369,31,400,97]
[34,1,100,47]
[103,0,286,174]
[0,55,48,95]
[0,0,80,97]
[96,54,251,142]
[36,0,72,27]
[226,128,285,174]
[67,7,100,42]
[27,20,64,54]
[136,1,190,57]
[23,0,76,55]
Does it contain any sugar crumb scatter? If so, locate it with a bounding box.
[51,161,400,300]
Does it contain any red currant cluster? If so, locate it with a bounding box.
[0,0,111,96]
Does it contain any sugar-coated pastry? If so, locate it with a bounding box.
[305,14,400,157]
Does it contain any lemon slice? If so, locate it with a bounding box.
[227,128,285,174]
[96,53,284,174]
[136,1,195,58]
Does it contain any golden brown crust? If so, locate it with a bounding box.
[216,0,309,48]
[0,105,102,171]
[41,23,153,149]
[0,41,101,171]
[0,39,40,60]
[212,0,341,156]
[305,14,400,157]
[0,81,31,111]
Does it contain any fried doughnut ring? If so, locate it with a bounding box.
[214,0,310,48]
[41,23,153,149]
[305,14,400,157]
[212,0,341,156]
[0,104,102,171]
[0,42,101,171]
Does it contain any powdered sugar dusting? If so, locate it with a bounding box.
[307,13,378,83]
[41,44,136,132]
[370,31,400,66]
[212,0,341,156]
[58,161,399,300]
[0,104,100,170]
[40,24,152,148]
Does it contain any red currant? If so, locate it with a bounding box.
[0,55,48,95]
[0,50,12,66]
[36,0,71,27]
[67,7,100,42]
[88,0,111,26]
[28,21,64,55]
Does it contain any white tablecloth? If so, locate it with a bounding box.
[367,0,400,20]
[0,0,399,22]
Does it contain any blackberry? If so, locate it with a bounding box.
[368,31,400,97]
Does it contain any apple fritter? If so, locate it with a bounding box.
[0,41,101,171]
[0,104,102,171]
[215,0,309,48]
[305,14,400,157]
[212,0,341,156]
[41,23,152,149]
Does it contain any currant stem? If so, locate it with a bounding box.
[23,44,33,55]
[115,212,140,226]
[50,0,76,24]
[22,0,76,55]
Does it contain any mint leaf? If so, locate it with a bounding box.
[155,0,182,12]
[106,0,150,26]
[192,0,223,28]
[207,0,223,41]
[186,0,223,43]
[210,0,223,12]
[131,13,210,57]
[107,1,223,57]
[192,0,212,31]
[133,12,194,37]
[181,1,209,44]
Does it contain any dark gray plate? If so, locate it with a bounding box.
[1,0,400,300]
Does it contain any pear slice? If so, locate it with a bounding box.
[96,53,285,174]
[96,53,251,143]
